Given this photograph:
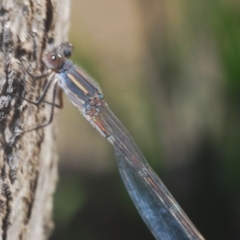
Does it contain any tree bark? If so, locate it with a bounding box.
[0,0,69,239]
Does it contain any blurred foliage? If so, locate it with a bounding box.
[51,0,240,239]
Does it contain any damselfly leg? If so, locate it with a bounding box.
[12,60,63,134]
[12,70,62,108]
[14,81,60,134]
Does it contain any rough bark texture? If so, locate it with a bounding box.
[0,0,70,239]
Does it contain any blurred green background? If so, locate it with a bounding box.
[50,0,240,239]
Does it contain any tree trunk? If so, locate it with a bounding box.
[0,0,69,239]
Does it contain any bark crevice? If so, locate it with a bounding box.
[0,0,70,239]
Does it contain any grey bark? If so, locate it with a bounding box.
[0,0,70,239]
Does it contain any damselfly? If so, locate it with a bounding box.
[20,42,204,240]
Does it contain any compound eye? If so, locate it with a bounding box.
[51,54,57,60]
[47,53,58,63]
[63,48,71,58]
[42,52,64,71]
[61,42,74,58]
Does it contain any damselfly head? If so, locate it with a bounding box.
[42,51,64,71]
